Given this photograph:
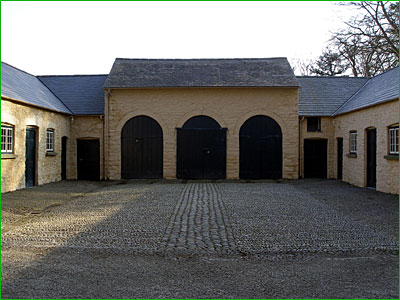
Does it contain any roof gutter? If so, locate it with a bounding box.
[1,95,72,116]
[102,86,300,90]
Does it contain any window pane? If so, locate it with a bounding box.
[46,130,54,151]
[350,132,357,153]
[2,126,13,153]
[389,127,399,154]
[1,128,6,151]
[307,117,321,132]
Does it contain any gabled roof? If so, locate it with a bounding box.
[333,67,399,116]
[1,62,72,114]
[104,58,299,88]
[38,75,107,115]
[297,76,369,116]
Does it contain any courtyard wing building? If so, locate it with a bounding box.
[1,58,398,194]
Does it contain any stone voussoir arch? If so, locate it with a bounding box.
[176,110,228,131]
[233,110,288,137]
[116,111,169,137]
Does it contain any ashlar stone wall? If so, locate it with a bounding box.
[69,116,104,179]
[106,87,299,180]
[299,116,336,179]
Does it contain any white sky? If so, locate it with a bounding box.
[1,1,358,75]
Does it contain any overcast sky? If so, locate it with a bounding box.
[1,1,358,75]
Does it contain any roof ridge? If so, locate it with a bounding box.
[37,77,73,114]
[1,61,37,78]
[369,66,399,79]
[115,57,288,61]
[38,74,108,78]
[331,78,372,116]
[297,75,370,79]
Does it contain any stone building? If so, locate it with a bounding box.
[1,58,398,194]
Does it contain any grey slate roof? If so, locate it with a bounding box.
[297,76,370,116]
[333,67,399,116]
[104,58,299,88]
[1,62,72,114]
[38,75,107,115]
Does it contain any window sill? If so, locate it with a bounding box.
[384,154,399,161]
[346,153,357,158]
[1,153,17,159]
[46,152,57,157]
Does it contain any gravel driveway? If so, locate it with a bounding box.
[1,179,398,298]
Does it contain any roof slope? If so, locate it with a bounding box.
[38,75,107,115]
[333,67,399,116]
[297,76,369,116]
[104,58,299,88]
[1,62,71,114]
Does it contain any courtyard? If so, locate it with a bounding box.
[1,179,398,298]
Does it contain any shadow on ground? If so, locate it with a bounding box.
[1,179,398,298]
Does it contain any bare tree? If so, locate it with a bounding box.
[311,1,399,77]
[290,58,315,76]
[310,48,347,76]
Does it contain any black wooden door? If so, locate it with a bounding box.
[77,139,100,180]
[239,115,282,179]
[304,139,327,178]
[61,136,67,180]
[177,116,226,179]
[337,138,343,180]
[121,116,163,179]
[25,128,36,187]
[367,129,377,188]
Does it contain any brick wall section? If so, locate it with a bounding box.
[1,99,70,193]
[69,116,104,180]
[333,100,399,194]
[106,87,299,180]
[299,117,336,178]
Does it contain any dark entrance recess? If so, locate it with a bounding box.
[367,128,377,188]
[337,138,343,180]
[61,136,67,180]
[177,115,226,179]
[25,128,36,187]
[121,115,163,179]
[304,139,327,178]
[77,139,100,180]
[239,115,282,179]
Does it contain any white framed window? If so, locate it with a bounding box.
[389,126,399,154]
[46,129,54,152]
[1,125,14,153]
[350,131,357,153]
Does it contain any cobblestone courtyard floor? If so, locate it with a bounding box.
[1,179,398,298]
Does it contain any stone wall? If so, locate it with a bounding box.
[106,87,299,180]
[333,100,399,194]
[69,116,104,180]
[299,117,336,179]
[1,99,70,193]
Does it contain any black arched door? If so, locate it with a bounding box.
[240,115,282,179]
[121,116,163,179]
[177,115,226,179]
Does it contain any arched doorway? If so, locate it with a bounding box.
[177,115,226,179]
[239,115,282,179]
[121,115,163,179]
